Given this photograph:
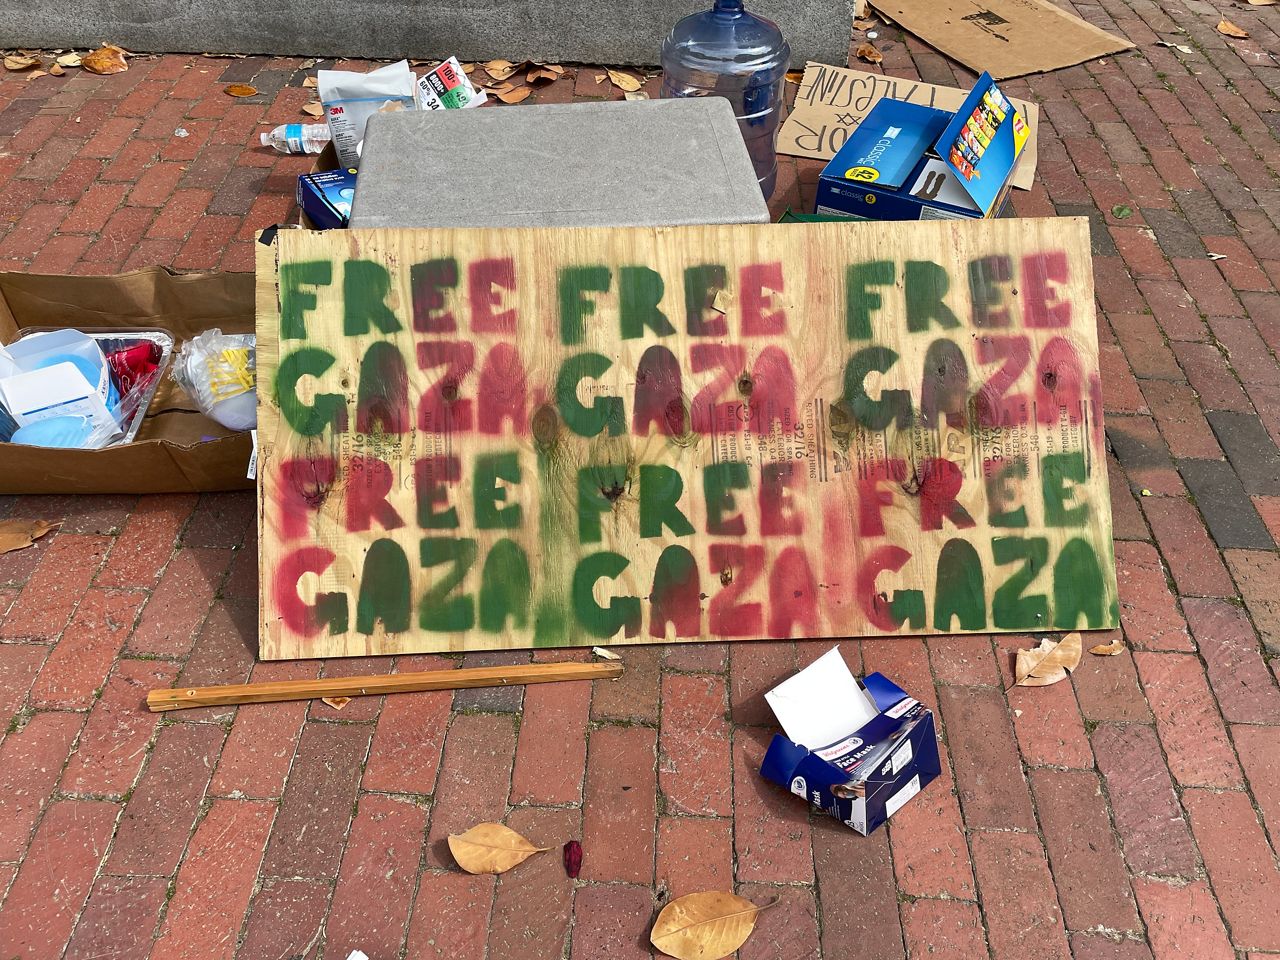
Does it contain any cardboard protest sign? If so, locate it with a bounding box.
[257,219,1116,660]
[778,63,1039,191]
[868,0,1134,80]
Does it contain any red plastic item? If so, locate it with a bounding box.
[105,342,161,394]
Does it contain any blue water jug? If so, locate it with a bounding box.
[660,0,791,199]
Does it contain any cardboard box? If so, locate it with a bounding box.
[0,267,255,494]
[814,72,1028,222]
[760,647,941,835]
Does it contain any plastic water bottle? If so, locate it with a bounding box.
[260,123,331,155]
[660,0,791,199]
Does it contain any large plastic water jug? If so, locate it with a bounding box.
[660,0,791,199]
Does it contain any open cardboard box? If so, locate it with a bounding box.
[760,647,941,835]
[0,267,255,494]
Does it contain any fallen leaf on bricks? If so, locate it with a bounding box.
[461,61,477,73]
[224,83,257,97]
[607,68,643,92]
[1089,637,1125,656]
[1013,632,1082,687]
[624,91,649,101]
[56,52,82,67]
[448,823,548,874]
[48,63,64,76]
[1247,0,1275,6]
[1156,40,1195,54]
[321,696,351,710]
[563,840,583,878]
[4,55,40,71]
[855,42,884,64]
[495,86,532,104]
[303,75,318,88]
[1217,18,1250,37]
[301,101,324,118]
[25,70,48,81]
[483,58,521,81]
[1111,204,1132,219]
[526,65,560,85]
[592,646,622,660]
[0,519,60,555]
[650,892,776,960]
[82,44,129,75]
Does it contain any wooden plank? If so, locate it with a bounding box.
[257,218,1116,659]
[147,660,623,711]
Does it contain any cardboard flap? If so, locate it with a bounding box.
[765,646,878,749]
[862,672,911,712]
[933,73,1028,215]
[0,267,254,341]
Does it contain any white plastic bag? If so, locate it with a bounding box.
[171,330,257,432]
[318,60,417,168]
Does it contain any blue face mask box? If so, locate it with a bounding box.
[297,169,358,230]
[814,71,1029,223]
[759,648,941,835]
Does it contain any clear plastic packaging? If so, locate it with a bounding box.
[1,328,173,449]
[171,329,257,432]
[660,0,791,198]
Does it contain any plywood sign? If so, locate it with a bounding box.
[256,219,1117,660]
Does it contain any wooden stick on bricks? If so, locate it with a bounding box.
[146,660,622,712]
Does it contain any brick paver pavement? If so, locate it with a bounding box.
[1,0,1279,954]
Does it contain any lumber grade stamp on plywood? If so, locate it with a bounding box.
[256,218,1116,659]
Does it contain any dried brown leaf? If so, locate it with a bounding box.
[321,696,351,710]
[82,45,128,75]
[1217,17,1250,37]
[592,646,622,661]
[4,54,40,71]
[1247,0,1276,6]
[650,892,775,960]
[855,42,884,64]
[47,63,64,76]
[56,52,82,67]
[1014,632,1083,687]
[494,85,532,104]
[623,90,649,101]
[785,69,805,83]
[527,65,561,85]
[461,61,476,73]
[301,101,324,118]
[224,83,257,97]
[25,70,48,81]
[607,68,643,92]
[483,58,522,81]
[1089,637,1125,656]
[302,75,318,88]
[594,72,607,83]
[0,519,60,555]
[448,822,548,874]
